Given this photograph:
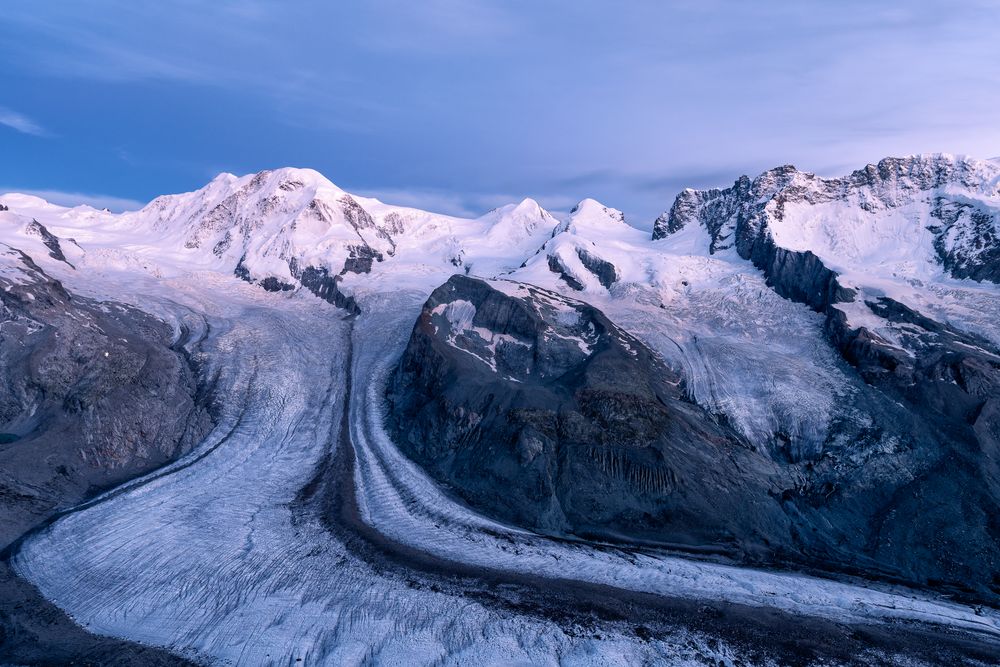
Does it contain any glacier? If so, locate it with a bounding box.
[1,154,999,665]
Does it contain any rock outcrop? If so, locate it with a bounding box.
[386,275,791,552]
[646,155,1000,602]
[654,154,1000,286]
[387,274,1000,604]
[0,246,212,664]
[0,248,212,550]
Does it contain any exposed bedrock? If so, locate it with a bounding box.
[0,248,211,664]
[386,275,791,555]
[575,247,619,289]
[24,219,74,268]
[387,275,1000,604]
[654,154,1000,286]
[544,246,621,293]
[929,196,1000,283]
[823,297,1000,597]
[289,259,362,315]
[722,185,1000,601]
[649,155,1000,601]
[545,254,584,291]
[0,255,212,549]
[233,246,372,314]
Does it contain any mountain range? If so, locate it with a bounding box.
[1,153,998,665]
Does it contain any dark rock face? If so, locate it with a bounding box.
[0,250,212,549]
[544,248,619,292]
[233,252,369,314]
[386,275,790,552]
[0,248,211,665]
[289,261,361,315]
[546,254,584,291]
[575,247,618,289]
[748,243,855,313]
[929,197,1000,283]
[822,297,1000,599]
[388,275,1000,604]
[341,244,383,275]
[24,220,73,267]
[650,157,1000,602]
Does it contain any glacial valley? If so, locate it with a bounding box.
[1,154,999,666]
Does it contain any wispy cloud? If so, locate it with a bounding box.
[361,0,519,54]
[0,188,145,212]
[0,106,47,137]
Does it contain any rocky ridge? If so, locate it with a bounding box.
[385,156,1000,604]
[0,240,211,665]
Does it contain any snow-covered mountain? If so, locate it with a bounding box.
[2,154,1000,665]
[3,153,998,461]
[655,153,1000,285]
[5,153,998,292]
[2,154,998,451]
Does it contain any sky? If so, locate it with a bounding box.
[2,1,1000,226]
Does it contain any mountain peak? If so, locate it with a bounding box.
[511,197,543,216]
[209,172,239,185]
[480,197,557,249]
[653,154,1000,284]
[238,167,345,198]
[485,197,547,219]
[0,193,60,211]
[568,198,626,225]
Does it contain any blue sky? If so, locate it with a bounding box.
[3,1,999,225]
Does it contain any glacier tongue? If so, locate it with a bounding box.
[10,271,1000,666]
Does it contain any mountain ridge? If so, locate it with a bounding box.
[3,153,1000,662]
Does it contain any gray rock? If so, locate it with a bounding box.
[653,154,1000,286]
[0,247,211,665]
[24,219,73,268]
[387,275,796,554]
[387,274,1000,605]
[575,247,618,289]
[653,159,1000,601]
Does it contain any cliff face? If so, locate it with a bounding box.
[653,158,1000,497]
[387,274,1000,603]
[0,248,212,549]
[642,155,1000,601]
[385,275,791,553]
[654,154,1000,287]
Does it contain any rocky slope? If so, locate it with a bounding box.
[654,154,1000,285]
[639,155,1000,599]
[0,247,211,550]
[387,273,1000,604]
[386,275,792,551]
[0,239,210,665]
[652,156,1000,525]
[121,169,572,306]
[387,155,1000,603]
